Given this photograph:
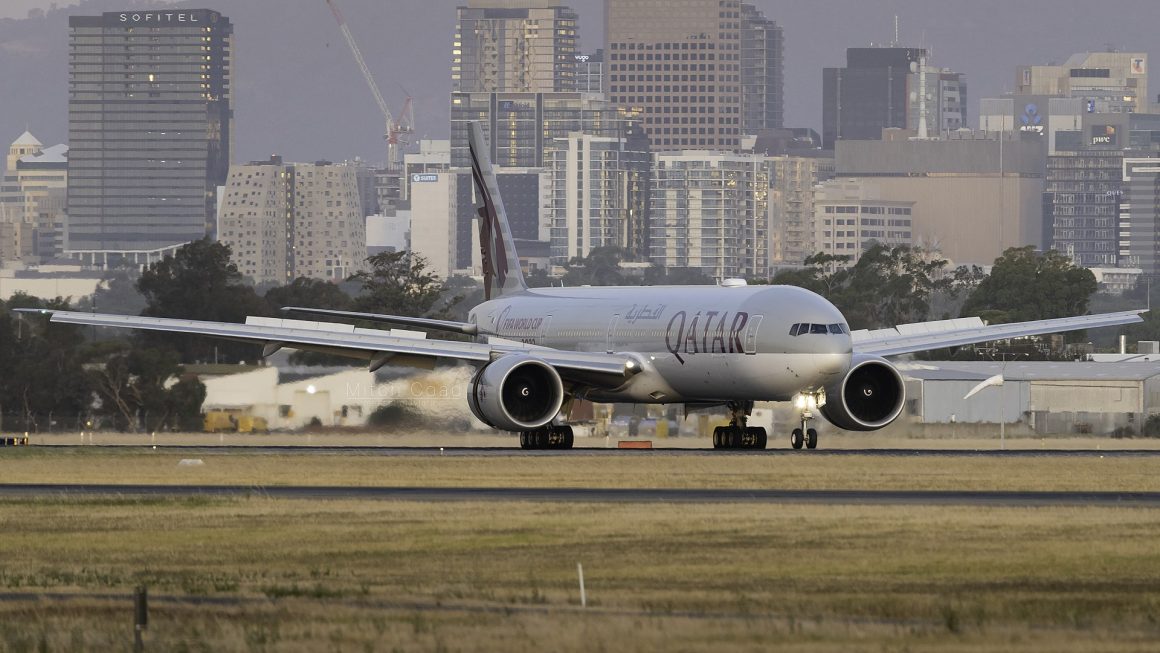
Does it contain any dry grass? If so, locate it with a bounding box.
[0,448,1157,492]
[1,451,1160,650]
[0,499,1158,650]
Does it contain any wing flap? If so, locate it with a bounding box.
[854,310,1146,357]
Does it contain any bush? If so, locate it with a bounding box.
[1141,414,1160,437]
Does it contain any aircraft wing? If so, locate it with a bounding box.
[852,309,1146,357]
[16,309,635,381]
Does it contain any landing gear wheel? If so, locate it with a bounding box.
[746,427,767,450]
[712,426,723,449]
[790,428,804,450]
[557,425,575,449]
[806,428,818,450]
[519,432,531,449]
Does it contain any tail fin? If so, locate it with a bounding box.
[468,122,527,300]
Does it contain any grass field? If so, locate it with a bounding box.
[1,449,1159,651]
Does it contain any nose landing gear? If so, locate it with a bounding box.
[790,391,824,450]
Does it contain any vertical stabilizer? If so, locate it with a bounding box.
[468,122,528,300]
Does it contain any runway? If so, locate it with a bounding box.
[20,444,1160,458]
[3,483,1159,506]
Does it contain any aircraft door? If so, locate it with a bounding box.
[606,314,620,353]
[538,315,553,346]
[743,315,764,354]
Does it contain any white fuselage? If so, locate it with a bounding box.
[468,284,853,404]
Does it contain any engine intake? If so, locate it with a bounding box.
[467,356,564,431]
[819,355,905,431]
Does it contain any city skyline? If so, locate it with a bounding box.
[1,0,1158,165]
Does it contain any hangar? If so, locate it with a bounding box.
[901,361,1160,436]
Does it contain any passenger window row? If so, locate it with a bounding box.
[788,322,848,336]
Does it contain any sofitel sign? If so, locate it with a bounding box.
[118,12,203,23]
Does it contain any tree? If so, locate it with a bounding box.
[960,247,1097,324]
[350,251,458,319]
[561,247,630,287]
[75,267,147,317]
[88,344,206,432]
[762,246,957,330]
[136,239,269,362]
[0,295,93,432]
[265,277,353,313]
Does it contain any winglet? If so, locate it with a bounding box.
[468,122,527,300]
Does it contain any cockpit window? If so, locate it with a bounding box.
[790,322,849,336]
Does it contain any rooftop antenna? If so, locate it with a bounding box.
[893,15,899,47]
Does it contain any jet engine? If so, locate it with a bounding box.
[467,355,564,431]
[819,355,906,431]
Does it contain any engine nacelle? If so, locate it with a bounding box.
[819,355,906,432]
[467,355,564,432]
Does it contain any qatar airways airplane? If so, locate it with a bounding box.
[23,123,1145,450]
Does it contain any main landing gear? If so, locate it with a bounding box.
[712,401,768,450]
[519,424,574,450]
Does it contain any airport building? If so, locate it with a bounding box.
[649,151,775,279]
[66,10,233,268]
[216,156,367,285]
[901,361,1160,437]
[452,2,579,94]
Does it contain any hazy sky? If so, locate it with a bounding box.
[2,0,87,19]
[3,0,1159,165]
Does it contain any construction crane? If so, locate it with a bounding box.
[324,0,414,171]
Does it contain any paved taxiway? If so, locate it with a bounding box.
[2,483,1158,507]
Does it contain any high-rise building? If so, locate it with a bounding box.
[650,151,775,278]
[767,155,835,265]
[452,2,579,94]
[1016,52,1150,115]
[740,4,783,133]
[824,47,948,148]
[217,157,367,285]
[604,0,745,152]
[1,132,68,263]
[1048,148,1124,268]
[547,131,651,264]
[66,9,232,268]
[576,49,605,93]
[449,91,637,167]
[1119,157,1160,276]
